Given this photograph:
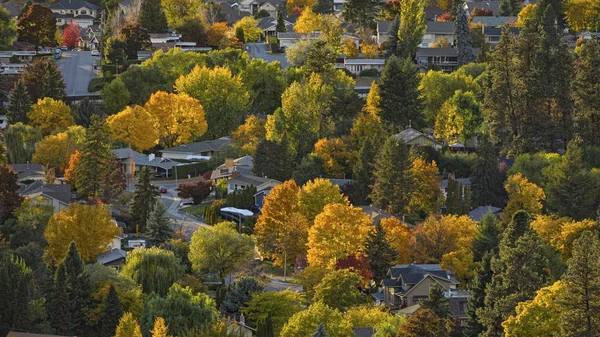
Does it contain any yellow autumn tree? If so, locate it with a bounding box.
[564,0,599,32]
[380,217,415,264]
[349,82,386,150]
[504,173,546,223]
[144,91,208,148]
[44,203,119,263]
[532,215,597,260]
[311,138,352,178]
[286,0,316,14]
[342,38,358,58]
[232,17,263,42]
[115,312,143,337]
[516,4,537,27]
[294,7,322,33]
[232,115,266,155]
[414,215,478,263]
[151,317,171,337]
[360,43,379,58]
[298,178,349,223]
[441,248,474,283]
[307,203,373,268]
[408,158,441,217]
[28,98,75,136]
[32,125,85,171]
[106,105,160,151]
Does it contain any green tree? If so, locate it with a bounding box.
[420,285,450,318]
[3,122,41,164]
[455,0,475,65]
[465,252,493,337]
[6,79,30,124]
[397,309,452,337]
[313,269,364,312]
[0,164,23,223]
[41,60,66,101]
[100,284,123,337]
[22,58,65,103]
[139,0,168,33]
[146,201,173,246]
[314,0,333,14]
[280,302,353,337]
[351,138,377,204]
[16,4,55,49]
[121,247,185,296]
[131,167,159,232]
[499,0,522,16]
[313,323,328,337]
[0,7,16,50]
[177,18,208,47]
[242,290,304,337]
[0,255,33,336]
[75,116,112,199]
[220,277,264,316]
[370,136,413,216]
[73,97,103,127]
[434,90,482,144]
[471,211,502,262]
[342,0,380,29]
[276,11,287,32]
[379,55,422,130]
[573,38,600,145]
[235,26,245,43]
[470,134,503,207]
[48,263,70,335]
[120,22,151,60]
[365,222,397,284]
[242,58,284,115]
[253,138,293,182]
[120,66,169,106]
[304,40,336,75]
[62,242,92,336]
[104,37,127,65]
[398,0,426,59]
[101,77,130,115]
[292,154,325,186]
[384,15,400,58]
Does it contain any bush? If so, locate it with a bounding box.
[178,180,213,204]
[204,200,226,226]
[270,37,280,53]
[437,152,476,178]
[359,68,379,77]
[88,77,108,92]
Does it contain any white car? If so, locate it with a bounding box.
[179,201,194,208]
[91,49,100,56]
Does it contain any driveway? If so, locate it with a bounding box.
[245,43,289,68]
[55,50,98,96]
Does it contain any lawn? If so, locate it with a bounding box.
[180,201,212,218]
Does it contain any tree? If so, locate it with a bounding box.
[365,221,398,284]
[139,0,167,33]
[0,7,16,50]
[503,173,545,222]
[101,77,130,115]
[311,138,351,178]
[176,65,249,138]
[0,255,32,336]
[384,15,400,58]
[146,201,173,246]
[397,309,452,337]
[343,0,380,29]
[32,126,85,171]
[44,204,119,263]
[241,58,284,115]
[220,277,264,316]
[408,158,441,218]
[115,312,143,337]
[242,290,304,337]
[189,222,254,285]
[398,0,426,59]
[420,285,450,318]
[307,203,373,269]
[130,167,159,233]
[379,56,422,130]
[75,116,112,199]
[17,4,55,49]
[21,58,65,102]
[161,0,200,29]
[313,323,328,337]
[280,302,353,337]
[235,26,245,44]
[232,115,266,155]
[465,253,493,337]
[27,98,73,136]
[499,0,521,16]
[295,7,322,33]
[434,90,482,144]
[573,38,600,145]
[286,38,316,67]
[313,0,333,14]
[233,17,262,42]
[298,178,348,223]
[470,134,503,207]
[471,211,502,262]
[150,317,170,337]
[414,214,478,263]
[120,22,151,59]
[313,269,363,311]
[0,165,23,223]
[62,22,81,48]
[100,284,123,337]
[6,80,31,124]
[104,37,127,65]
[342,38,359,57]
[253,138,294,181]
[455,1,475,65]
[106,105,159,151]
[370,136,414,216]
[177,180,212,205]
[3,122,41,164]
[564,0,600,32]
[120,247,185,296]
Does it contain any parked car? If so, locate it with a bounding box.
[61,46,68,51]
[154,171,166,178]
[91,49,100,56]
[179,200,194,208]
[53,51,61,59]
[159,186,168,193]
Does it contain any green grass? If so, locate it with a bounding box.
[181,201,213,218]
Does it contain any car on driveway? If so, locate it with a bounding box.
[179,200,194,208]
[91,49,100,56]
[159,186,168,193]
[61,46,68,51]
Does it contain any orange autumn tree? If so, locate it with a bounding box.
[106,105,159,151]
[311,138,352,178]
[380,217,415,264]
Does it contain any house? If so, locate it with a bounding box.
[377,21,454,47]
[113,148,181,178]
[359,205,397,224]
[159,137,231,160]
[0,2,20,18]
[439,176,471,198]
[395,127,443,148]
[49,0,99,28]
[396,290,470,325]
[8,163,46,182]
[82,25,103,49]
[96,248,127,270]
[471,16,517,27]
[378,264,459,308]
[19,181,72,213]
[277,32,321,49]
[210,155,254,181]
[469,205,502,222]
[226,173,281,195]
[416,47,462,72]
[344,58,385,75]
[483,26,520,45]
[238,0,283,17]
[258,16,294,38]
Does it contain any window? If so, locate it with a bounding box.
[81,10,87,14]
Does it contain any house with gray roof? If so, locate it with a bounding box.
[483,26,520,45]
[277,32,321,48]
[395,127,442,148]
[377,21,454,46]
[471,16,517,27]
[344,58,385,75]
[96,248,127,270]
[113,148,181,178]
[159,137,231,160]
[19,181,72,213]
[258,16,294,38]
[469,205,502,222]
[49,0,99,28]
[8,163,46,182]
[210,155,254,181]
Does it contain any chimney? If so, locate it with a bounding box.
[148,153,155,161]
[239,313,245,325]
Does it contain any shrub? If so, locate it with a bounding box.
[359,68,379,77]
[178,180,213,204]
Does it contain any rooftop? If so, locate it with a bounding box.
[344,58,385,65]
[49,0,99,11]
[471,16,517,26]
[96,248,127,265]
[113,148,180,170]
[19,181,72,205]
[395,127,438,143]
[160,137,231,154]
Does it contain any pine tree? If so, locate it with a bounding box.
[220,277,264,316]
[470,134,503,208]
[397,0,426,59]
[559,230,600,337]
[41,61,66,101]
[420,284,450,318]
[0,255,33,336]
[76,115,112,199]
[63,242,91,336]
[573,38,600,145]
[455,0,475,65]
[498,0,521,16]
[351,138,377,204]
[365,221,398,284]
[465,252,492,337]
[313,0,333,14]
[343,0,381,29]
[101,284,123,337]
[384,15,400,58]
[150,317,169,337]
[139,0,168,33]
[253,138,293,182]
[49,263,70,335]
[445,176,468,215]
[7,80,31,125]
[276,12,287,32]
[471,211,501,263]
[370,136,414,216]
[313,323,328,337]
[131,167,159,232]
[379,55,422,130]
[146,200,173,246]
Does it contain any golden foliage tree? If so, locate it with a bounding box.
[232,115,266,155]
[311,138,352,178]
[294,7,322,33]
[298,178,349,223]
[342,39,358,58]
[106,105,160,151]
[28,97,74,136]
[32,125,85,171]
[115,312,143,337]
[504,173,546,222]
[44,203,119,263]
[414,214,478,263]
[360,43,379,58]
[380,217,415,264]
[564,0,600,32]
[516,4,536,27]
[307,203,373,268]
[232,17,263,42]
[151,317,171,337]
[408,158,441,217]
[531,215,597,260]
[64,150,80,186]
[144,91,208,148]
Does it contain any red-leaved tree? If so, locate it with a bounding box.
[177,180,213,204]
[335,253,373,287]
[63,22,81,48]
[436,12,455,22]
[469,7,493,23]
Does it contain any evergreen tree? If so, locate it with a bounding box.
[384,15,400,58]
[420,284,450,318]
[131,167,159,232]
[235,27,245,44]
[41,61,66,101]
[6,80,31,124]
[351,138,378,204]
[253,138,293,182]
[221,277,264,316]
[49,263,70,335]
[379,55,422,130]
[313,323,328,337]
[498,0,521,16]
[397,0,426,59]
[444,176,469,215]
[559,230,600,337]
[115,312,143,337]
[0,255,33,336]
[471,211,501,263]
[343,0,380,29]
[76,115,112,199]
[465,252,492,337]
[313,0,333,14]
[532,0,565,30]
[73,97,103,127]
[470,134,503,208]
[63,242,91,336]
[370,136,413,216]
[276,12,287,32]
[455,0,475,65]
[146,200,173,246]
[139,0,168,33]
[365,221,398,285]
[573,38,600,145]
[101,284,123,337]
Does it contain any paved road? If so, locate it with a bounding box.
[55,51,98,96]
[245,43,289,68]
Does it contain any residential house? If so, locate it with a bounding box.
[238,0,283,17]
[360,205,396,223]
[277,32,320,49]
[81,25,103,49]
[416,47,464,72]
[210,155,254,181]
[439,176,471,198]
[49,0,99,28]
[113,148,180,178]
[8,163,46,182]
[483,26,520,45]
[19,181,72,213]
[469,205,502,222]
[218,1,252,25]
[226,173,282,208]
[159,137,231,160]
[258,16,294,38]
[395,127,443,148]
[471,16,517,27]
[344,58,385,75]
[377,21,454,47]
[397,290,470,325]
[96,248,127,270]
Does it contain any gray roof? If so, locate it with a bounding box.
[440,177,471,189]
[49,0,99,10]
[424,6,445,19]
[360,205,395,223]
[277,32,320,39]
[113,148,179,170]
[469,206,502,222]
[353,328,375,337]
[386,264,459,288]
[160,137,231,154]
[0,2,20,17]
[227,174,280,187]
[483,26,520,36]
[426,21,454,34]
[328,178,354,187]
[471,16,517,26]
[416,47,458,57]
[19,181,72,205]
[395,127,438,143]
[467,0,502,15]
[96,248,127,265]
[8,163,45,180]
[345,58,385,65]
[377,21,391,34]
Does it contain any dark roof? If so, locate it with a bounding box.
[113,148,180,170]
[416,47,458,57]
[483,26,520,36]
[49,0,99,10]
[8,163,45,180]
[377,21,391,34]
[426,21,454,34]
[440,177,471,189]
[96,248,127,265]
[0,2,20,17]
[227,174,279,187]
[160,137,231,154]
[469,206,502,222]
[467,0,502,15]
[388,264,459,285]
[353,328,375,337]
[471,16,517,26]
[19,181,72,205]
[216,1,251,24]
[424,6,445,20]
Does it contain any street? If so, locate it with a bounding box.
[245,43,289,68]
[55,50,98,96]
